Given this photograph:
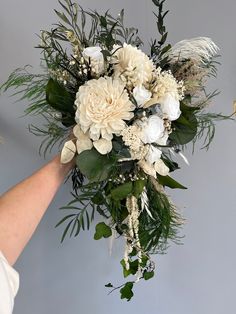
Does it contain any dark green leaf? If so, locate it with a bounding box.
[94,222,112,240]
[170,103,198,145]
[76,149,115,182]
[120,282,134,301]
[46,78,75,114]
[120,259,139,278]
[143,271,155,280]
[157,175,187,189]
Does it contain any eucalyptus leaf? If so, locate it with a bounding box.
[76,149,115,182]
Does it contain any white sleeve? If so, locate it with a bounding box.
[0,251,19,314]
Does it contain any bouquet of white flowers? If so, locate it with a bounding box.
[1,0,231,301]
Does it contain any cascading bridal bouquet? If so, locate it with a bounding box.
[1,0,231,301]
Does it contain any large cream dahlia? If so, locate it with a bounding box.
[112,43,155,89]
[75,76,135,154]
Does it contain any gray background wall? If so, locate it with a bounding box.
[1,0,236,313]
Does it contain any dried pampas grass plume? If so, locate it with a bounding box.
[167,37,219,63]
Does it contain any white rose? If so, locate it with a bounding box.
[156,131,169,146]
[133,85,152,107]
[159,93,181,121]
[140,115,165,144]
[145,145,162,164]
[82,46,104,75]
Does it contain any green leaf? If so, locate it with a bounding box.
[110,182,133,201]
[157,175,187,189]
[170,103,198,145]
[92,192,105,205]
[120,282,134,301]
[120,259,139,278]
[46,78,75,114]
[76,149,115,182]
[54,10,71,25]
[143,271,155,280]
[133,179,146,197]
[94,222,112,240]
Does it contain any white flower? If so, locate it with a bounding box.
[112,43,155,88]
[145,68,184,110]
[133,85,152,107]
[60,140,76,164]
[73,125,93,154]
[158,93,181,121]
[156,131,169,146]
[154,159,169,176]
[145,145,162,164]
[82,46,104,75]
[139,115,165,144]
[75,76,135,154]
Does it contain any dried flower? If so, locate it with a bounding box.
[75,76,135,154]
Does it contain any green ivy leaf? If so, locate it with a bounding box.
[94,222,112,240]
[110,182,133,200]
[157,175,187,189]
[76,149,115,182]
[120,282,134,301]
[46,78,75,114]
[120,259,139,278]
[143,271,155,280]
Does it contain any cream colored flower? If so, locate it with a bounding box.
[151,67,184,102]
[75,76,135,154]
[121,125,149,160]
[112,43,155,89]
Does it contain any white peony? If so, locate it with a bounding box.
[139,115,165,144]
[112,43,155,88]
[82,46,104,75]
[159,93,181,121]
[145,145,162,164]
[75,76,135,154]
[133,85,152,107]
